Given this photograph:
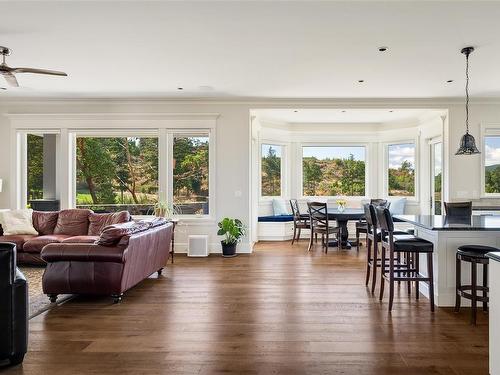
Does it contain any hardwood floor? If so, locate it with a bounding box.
[3,240,488,375]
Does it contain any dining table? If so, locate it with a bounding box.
[326,207,365,249]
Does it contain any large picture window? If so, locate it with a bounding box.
[26,133,60,210]
[302,146,366,196]
[484,135,500,194]
[173,135,210,215]
[261,144,282,197]
[75,136,159,214]
[387,143,415,197]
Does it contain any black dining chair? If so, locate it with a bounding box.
[290,199,310,245]
[356,199,390,251]
[444,201,472,216]
[307,202,341,253]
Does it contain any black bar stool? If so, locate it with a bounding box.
[375,206,435,312]
[455,244,494,325]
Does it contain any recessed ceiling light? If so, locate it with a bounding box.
[293,110,299,113]
[378,46,388,52]
[358,80,364,83]
[341,110,347,113]
[389,110,394,113]
[177,87,184,90]
[0,87,6,90]
[446,80,454,83]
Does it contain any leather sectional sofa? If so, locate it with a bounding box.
[41,218,173,303]
[0,209,131,265]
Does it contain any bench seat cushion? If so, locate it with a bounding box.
[258,215,294,222]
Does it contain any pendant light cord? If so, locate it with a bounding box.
[465,50,470,133]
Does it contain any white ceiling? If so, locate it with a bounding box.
[2,1,500,98]
[253,108,443,124]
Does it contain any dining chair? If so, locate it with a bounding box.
[307,202,341,253]
[444,201,472,216]
[290,199,310,245]
[356,199,390,251]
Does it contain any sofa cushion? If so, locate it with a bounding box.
[0,209,38,235]
[53,209,92,236]
[96,221,152,246]
[32,211,59,235]
[87,211,131,236]
[61,235,99,244]
[23,234,73,253]
[0,234,37,250]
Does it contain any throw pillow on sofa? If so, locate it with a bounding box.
[53,209,93,236]
[0,209,38,236]
[388,198,407,215]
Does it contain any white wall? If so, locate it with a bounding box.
[1,98,500,251]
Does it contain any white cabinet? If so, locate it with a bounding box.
[489,255,500,375]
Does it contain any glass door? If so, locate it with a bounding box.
[430,141,443,215]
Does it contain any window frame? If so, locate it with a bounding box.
[481,124,500,198]
[384,140,418,200]
[299,143,369,199]
[259,141,286,199]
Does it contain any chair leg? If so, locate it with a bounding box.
[483,263,488,312]
[455,254,461,312]
[325,233,329,254]
[297,228,302,242]
[315,233,318,243]
[427,253,435,313]
[292,225,297,245]
[307,229,314,252]
[379,247,386,301]
[365,237,371,286]
[356,230,360,251]
[415,252,420,300]
[371,243,378,295]
[388,250,395,312]
[406,253,412,296]
[337,232,341,252]
[471,259,477,325]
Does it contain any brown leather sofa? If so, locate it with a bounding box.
[0,209,131,265]
[41,219,173,303]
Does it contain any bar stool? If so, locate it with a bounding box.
[375,206,435,312]
[363,204,408,295]
[455,244,495,325]
[356,199,389,251]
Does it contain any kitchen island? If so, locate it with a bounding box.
[394,214,500,307]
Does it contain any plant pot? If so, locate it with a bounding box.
[221,241,238,257]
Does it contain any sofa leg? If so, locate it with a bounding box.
[9,353,25,366]
[48,294,58,303]
[157,267,164,276]
[112,293,123,304]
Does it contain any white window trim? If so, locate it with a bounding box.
[299,142,370,199]
[259,140,287,199]
[383,139,419,202]
[10,113,218,222]
[480,123,500,198]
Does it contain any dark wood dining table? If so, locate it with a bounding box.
[326,207,365,249]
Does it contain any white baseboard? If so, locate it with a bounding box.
[174,241,253,254]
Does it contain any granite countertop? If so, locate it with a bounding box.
[473,206,500,211]
[394,214,500,231]
[487,252,500,262]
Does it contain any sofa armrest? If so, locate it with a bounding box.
[41,243,127,263]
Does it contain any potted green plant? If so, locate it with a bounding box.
[153,200,180,220]
[217,218,246,257]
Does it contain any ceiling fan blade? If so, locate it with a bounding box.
[12,67,67,76]
[2,72,19,87]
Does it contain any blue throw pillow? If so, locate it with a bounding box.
[272,199,289,216]
[389,198,407,215]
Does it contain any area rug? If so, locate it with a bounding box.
[19,266,73,319]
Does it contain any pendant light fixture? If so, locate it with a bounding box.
[456,46,480,155]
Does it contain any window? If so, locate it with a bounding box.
[173,135,210,215]
[75,137,158,214]
[26,133,60,211]
[484,135,500,194]
[261,144,282,196]
[302,146,366,196]
[387,143,415,197]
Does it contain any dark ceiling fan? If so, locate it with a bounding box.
[0,46,67,87]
